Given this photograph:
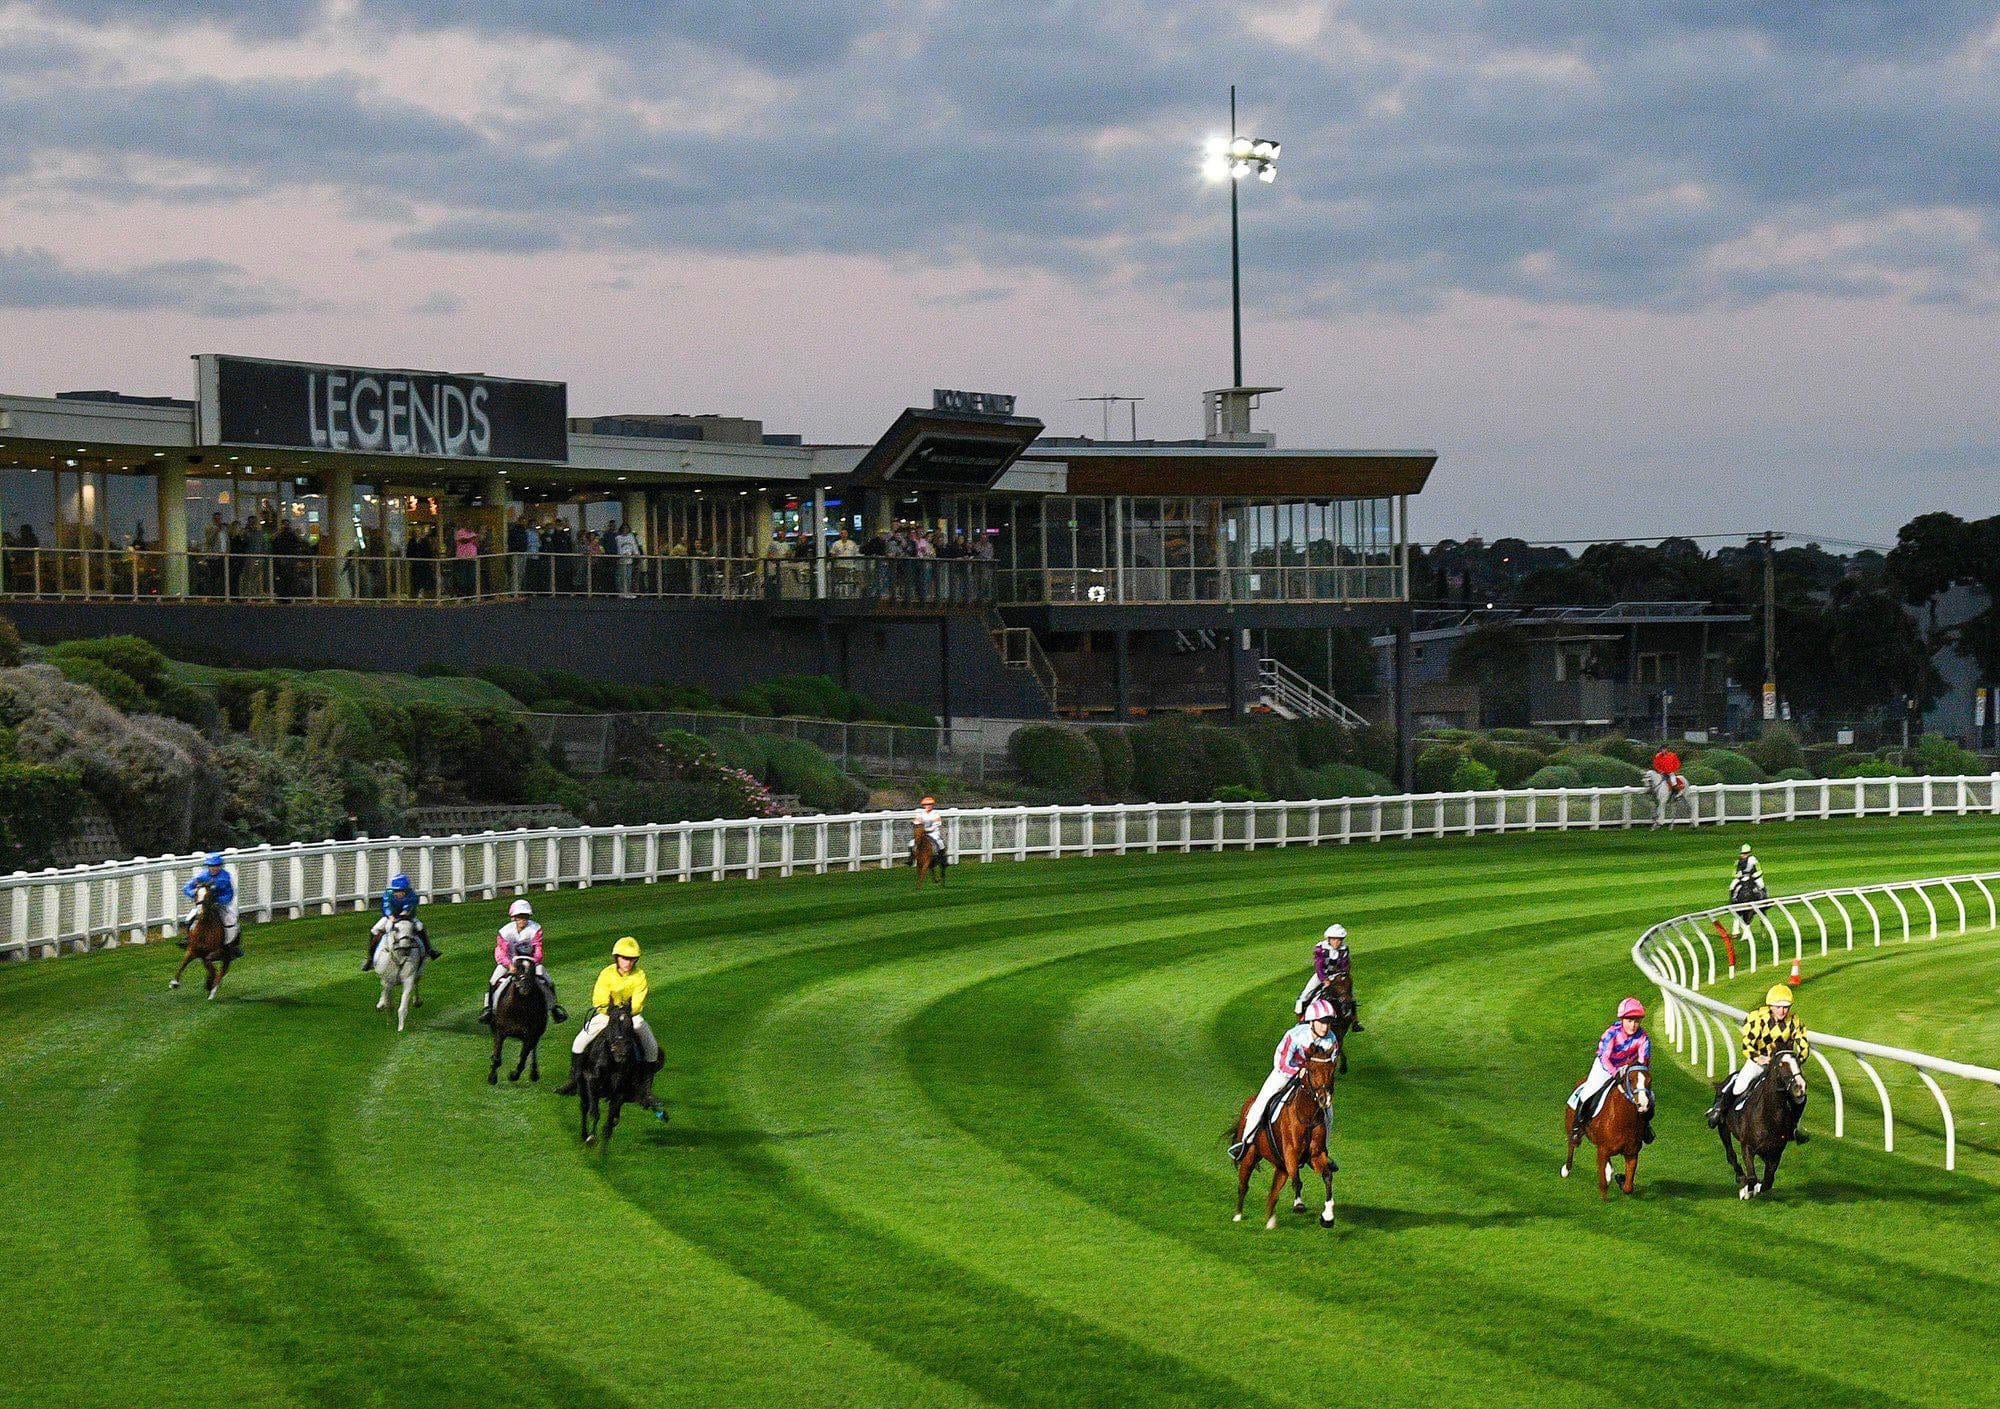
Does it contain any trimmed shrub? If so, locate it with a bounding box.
[1470,739,1548,787]
[1914,731,1983,776]
[1587,735,1654,769]
[762,735,869,812]
[0,614,19,667]
[1571,754,1645,788]
[706,729,771,778]
[1008,724,1104,796]
[1744,724,1806,776]
[45,636,168,700]
[0,756,86,869]
[1302,762,1395,797]
[1214,784,1270,803]
[1835,755,1913,778]
[1523,765,1584,789]
[1292,717,1351,768]
[1130,718,1216,802]
[1772,767,1814,782]
[1449,755,1498,791]
[1190,726,1261,794]
[1240,716,1302,796]
[1489,727,1563,751]
[1681,763,1723,787]
[49,655,148,713]
[1413,743,1465,793]
[1089,727,1135,796]
[1350,723,1399,778]
[1690,748,1768,785]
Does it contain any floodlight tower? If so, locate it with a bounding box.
[1202,85,1280,388]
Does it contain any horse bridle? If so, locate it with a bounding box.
[387,920,423,962]
[1300,1052,1337,1114]
[1618,1063,1653,1112]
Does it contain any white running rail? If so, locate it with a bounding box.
[8,773,1998,966]
[1632,872,2000,1171]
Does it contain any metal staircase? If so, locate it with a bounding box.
[985,610,1059,712]
[1256,657,1368,727]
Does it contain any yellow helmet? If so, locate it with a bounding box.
[612,936,642,960]
[1765,984,1793,1007]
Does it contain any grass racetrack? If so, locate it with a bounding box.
[5,816,1999,1409]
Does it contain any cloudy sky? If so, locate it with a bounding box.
[2,0,1996,542]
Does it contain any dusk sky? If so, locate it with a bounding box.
[2,1,1996,544]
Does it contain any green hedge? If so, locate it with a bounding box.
[1130,719,1216,801]
[1239,716,1303,796]
[1523,765,1584,789]
[0,756,85,869]
[1302,763,1395,797]
[49,655,148,713]
[1744,725,1806,776]
[1449,756,1498,791]
[1008,725,1103,796]
[1089,728,1135,796]
[1914,732,1983,776]
[1690,748,1768,785]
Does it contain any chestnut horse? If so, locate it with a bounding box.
[169,880,232,1000]
[1230,1050,1339,1229]
[1561,1064,1653,1199]
[912,822,945,886]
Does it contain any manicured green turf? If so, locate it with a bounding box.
[5,817,1999,1409]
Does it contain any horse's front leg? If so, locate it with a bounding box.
[510,1036,532,1082]
[526,1039,539,1083]
[1562,1107,1584,1177]
[1595,1143,1611,1200]
[603,1096,623,1148]
[1718,1125,1749,1197]
[203,957,221,1000]
[376,974,391,1011]
[1232,1143,1255,1223]
[170,948,195,989]
[1757,1145,1781,1198]
[489,1033,505,1084]
[1265,1159,1291,1230]
[581,1084,597,1144]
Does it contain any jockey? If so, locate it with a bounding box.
[1229,998,1338,1161]
[557,936,662,1109]
[362,873,441,972]
[1734,843,1765,894]
[1568,998,1653,1141]
[1293,923,1363,1032]
[915,795,947,865]
[1705,985,1810,1141]
[181,854,243,958]
[480,898,566,1025]
[1651,747,1684,792]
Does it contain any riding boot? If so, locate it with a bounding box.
[1704,1094,1726,1129]
[478,990,495,1026]
[636,1062,664,1112]
[551,1004,569,1024]
[361,940,376,973]
[1349,1009,1365,1034]
[1640,1118,1656,1146]
[1792,1126,1809,1145]
[555,1052,583,1096]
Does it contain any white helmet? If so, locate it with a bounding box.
[1303,997,1336,1023]
[509,899,534,918]
[1322,923,1348,944]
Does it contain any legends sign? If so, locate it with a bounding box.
[197,355,568,462]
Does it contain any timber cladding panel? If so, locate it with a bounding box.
[1051,453,1436,497]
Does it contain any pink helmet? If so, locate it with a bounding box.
[1617,997,1646,1020]
[1303,997,1336,1023]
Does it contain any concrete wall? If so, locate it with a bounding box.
[6,600,1053,720]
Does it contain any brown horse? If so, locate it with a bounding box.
[1322,971,1357,1073]
[913,822,945,886]
[169,880,232,1000]
[1230,1051,1339,1229]
[1717,1047,1807,1200]
[1561,1064,1654,1199]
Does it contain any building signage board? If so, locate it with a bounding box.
[931,388,1017,417]
[196,354,568,463]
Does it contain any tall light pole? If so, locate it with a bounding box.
[1203,86,1279,388]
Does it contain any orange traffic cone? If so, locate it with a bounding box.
[1787,958,1802,987]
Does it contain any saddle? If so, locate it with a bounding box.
[1574,1082,1617,1126]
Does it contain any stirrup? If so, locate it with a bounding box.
[551,1005,569,1023]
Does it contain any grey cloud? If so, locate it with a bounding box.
[0,247,310,315]
[406,290,462,316]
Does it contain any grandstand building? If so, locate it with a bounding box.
[0,355,1435,771]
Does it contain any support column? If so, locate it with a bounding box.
[1224,618,1242,719]
[939,617,953,726]
[1113,629,1131,721]
[1395,619,1414,791]
[327,462,355,599]
[156,461,188,597]
[621,490,649,551]
[752,494,773,559]
[812,482,828,597]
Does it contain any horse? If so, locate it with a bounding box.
[1561,1064,1654,1199]
[1640,769,1688,829]
[1229,1050,1339,1230]
[1717,1047,1807,1199]
[488,954,548,1085]
[1728,873,1769,940]
[371,916,428,1032]
[576,999,651,1147]
[1322,971,1358,1074]
[913,822,945,886]
[169,880,232,1000]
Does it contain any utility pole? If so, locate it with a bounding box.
[1759,530,1779,723]
[1229,84,1242,388]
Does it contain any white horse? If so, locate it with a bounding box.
[372,917,429,1032]
[1640,769,1688,829]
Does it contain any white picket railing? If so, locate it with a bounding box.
[8,772,1999,966]
[1632,872,2000,1171]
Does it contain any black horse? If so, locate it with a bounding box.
[1717,1047,1807,1199]
[576,1000,654,1147]
[488,955,548,1086]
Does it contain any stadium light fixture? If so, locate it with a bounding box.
[1201,85,1280,387]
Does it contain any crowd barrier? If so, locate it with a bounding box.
[8,773,1998,968]
[1632,872,2000,1170]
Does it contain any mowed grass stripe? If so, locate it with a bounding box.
[2,817,1997,1409]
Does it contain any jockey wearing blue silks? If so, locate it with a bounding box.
[361,872,441,971]
[182,853,243,957]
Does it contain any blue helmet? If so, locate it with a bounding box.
[390,873,411,890]
[205,853,225,868]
